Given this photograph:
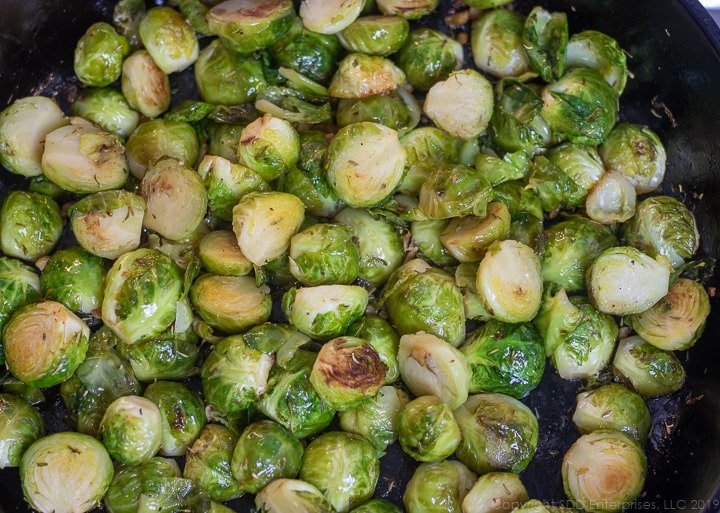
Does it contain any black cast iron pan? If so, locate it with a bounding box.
[1,0,720,511]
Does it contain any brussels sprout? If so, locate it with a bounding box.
[299,0,364,34]
[612,336,686,398]
[230,419,304,493]
[325,122,406,208]
[336,89,421,136]
[339,385,409,456]
[300,431,380,513]
[280,144,344,218]
[541,68,618,146]
[460,320,545,399]
[627,277,710,351]
[0,95,68,177]
[471,9,531,80]
[346,314,400,385]
[201,335,274,414]
[237,114,300,182]
[194,39,267,106]
[309,336,387,411]
[396,28,463,91]
[599,123,666,194]
[522,6,568,82]
[255,478,334,513]
[586,246,671,316]
[534,287,618,380]
[232,191,306,266]
[461,472,529,513]
[455,262,494,322]
[138,6,198,74]
[566,30,628,94]
[69,190,146,260]
[207,0,295,53]
[475,239,543,324]
[562,430,646,513]
[440,202,512,263]
[4,301,89,389]
[21,431,114,513]
[377,0,439,19]
[474,153,527,187]
[270,18,343,84]
[334,207,404,287]
[398,332,471,410]
[585,170,637,225]
[0,190,63,262]
[205,123,245,163]
[288,223,360,286]
[102,248,184,345]
[402,460,476,513]
[121,50,171,119]
[545,141,605,197]
[525,155,585,213]
[454,392,539,475]
[398,126,459,196]
[99,395,163,465]
[398,395,461,462]
[197,230,253,277]
[424,69,494,140]
[350,499,403,513]
[40,247,107,316]
[0,393,44,468]
[339,15,409,56]
[329,53,406,98]
[125,118,200,179]
[143,381,206,457]
[419,163,493,220]
[410,219,457,267]
[118,330,201,383]
[572,383,651,443]
[191,274,272,334]
[622,195,699,269]
[489,79,552,155]
[183,424,242,502]
[258,348,336,438]
[104,456,178,512]
[74,21,130,87]
[70,88,139,140]
[140,157,207,241]
[541,214,618,292]
[242,321,310,357]
[382,259,466,346]
[0,257,41,364]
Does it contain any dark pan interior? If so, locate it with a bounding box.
[1,0,720,511]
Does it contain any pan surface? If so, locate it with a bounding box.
[1,0,720,512]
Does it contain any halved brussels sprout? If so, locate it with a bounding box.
[566,30,628,94]
[299,431,380,513]
[190,274,272,334]
[418,163,493,220]
[398,395,462,462]
[101,248,184,344]
[454,392,539,475]
[410,219,457,268]
[584,170,637,224]
[329,53,406,98]
[207,0,296,53]
[545,141,605,198]
[424,69,494,140]
[99,395,163,466]
[0,95,68,177]
[541,68,618,146]
[0,393,44,469]
[326,122,406,208]
[471,9,531,79]
[299,0,364,34]
[336,89,421,136]
[138,6,199,74]
[121,50,171,119]
[70,88,140,140]
[599,123,666,194]
[232,191,306,266]
[398,332,471,410]
[612,336,686,398]
[197,230,253,277]
[626,277,710,351]
[440,202,511,263]
[402,460,476,513]
[525,155,585,213]
[622,195,699,269]
[104,456,179,512]
[74,21,130,87]
[377,0,439,19]
[21,432,114,513]
[399,126,459,196]
[562,430,646,513]
[339,15,409,56]
[586,246,671,316]
[4,301,90,389]
[461,472,529,513]
[201,335,274,414]
[69,190,146,260]
[194,39,267,106]
[346,314,400,385]
[382,259,466,346]
[309,336,387,411]
[475,239,543,324]
[40,247,107,316]
[237,114,300,182]
[254,478,334,513]
[283,284,368,340]
[460,320,545,399]
[183,424,242,502]
[572,383,651,443]
[396,28,463,91]
[0,257,41,365]
[0,190,63,263]
[522,6,568,82]
[289,223,360,286]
